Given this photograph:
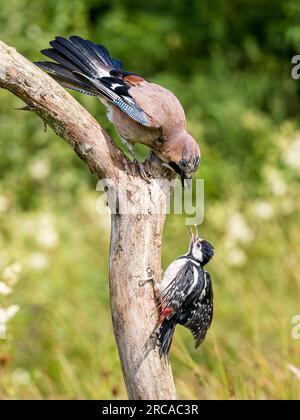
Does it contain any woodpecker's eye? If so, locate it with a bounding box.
[197,242,201,248]
[180,159,188,168]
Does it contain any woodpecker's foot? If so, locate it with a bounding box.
[139,268,162,315]
[134,160,151,183]
[146,266,154,278]
[139,267,160,299]
[139,267,155,287]
[139,279,152,287]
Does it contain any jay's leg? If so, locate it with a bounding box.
[121,138,151,183]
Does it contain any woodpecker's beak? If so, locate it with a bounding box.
[189,227,195,243]
[188,226,195,252]
[195,225,201,241]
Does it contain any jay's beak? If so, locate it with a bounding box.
[181,172,192,189]
[168,162,192,189]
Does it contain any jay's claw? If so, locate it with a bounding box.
[134,160,151,183]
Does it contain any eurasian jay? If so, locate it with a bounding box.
[35,36,201,184]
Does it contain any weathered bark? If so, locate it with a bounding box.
[109,176,176,399]
[0,40,176,399]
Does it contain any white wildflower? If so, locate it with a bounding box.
[252,200,274,220]
[21,217,35,235]
[226,246,247,267]
[271,177,287,196]
[227,213,253,244]
[27,252,49,271]
[29,159,50,180]
[0,305,20,339]
[264,167,287,196]
[283,135,300,174]
[11,368,31,385]
[288,364,300,380]
[3,262,22,286]
[23,214,58,249]
[6,305,19,319]
[0,195,9,213]
[0,282,12,295]
[37,228,58,249]
[36,214,58,249]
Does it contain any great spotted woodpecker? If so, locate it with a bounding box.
[141,226,214,357]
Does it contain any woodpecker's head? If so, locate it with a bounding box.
[189,226,214,265]
[165,131,201,187]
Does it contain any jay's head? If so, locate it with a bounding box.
[189,226,214,266]
[166,131,201,187]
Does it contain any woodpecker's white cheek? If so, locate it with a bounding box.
[192,247,203,262]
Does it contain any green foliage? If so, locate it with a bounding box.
[1,0,300,400]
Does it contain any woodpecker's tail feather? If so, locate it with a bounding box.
[135,317,176,369]
[153,318,176,358]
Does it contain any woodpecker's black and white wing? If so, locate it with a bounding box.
[181,271,213,348]
[35,36,154,127]
[148,261,195,358]
[159,260,201,315]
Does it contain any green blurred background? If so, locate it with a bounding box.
[1,0,300,400]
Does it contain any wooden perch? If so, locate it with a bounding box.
[0,40,176,399]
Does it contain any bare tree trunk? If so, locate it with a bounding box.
[109,177,176,399]
[0,40,176,399]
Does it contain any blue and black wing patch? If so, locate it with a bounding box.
[112,97,151,126]
[35,36,152,127]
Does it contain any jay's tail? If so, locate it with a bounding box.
[35,36,152,126]
[35,35,123,97]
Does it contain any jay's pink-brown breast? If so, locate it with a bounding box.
[129,81,186,135]
[110,80,187,149]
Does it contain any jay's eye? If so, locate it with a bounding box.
[180,159,187,168]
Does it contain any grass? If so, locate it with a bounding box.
[1,0,300,401]
[0,177,300,399]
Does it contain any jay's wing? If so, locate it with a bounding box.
[35,36,157,127]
